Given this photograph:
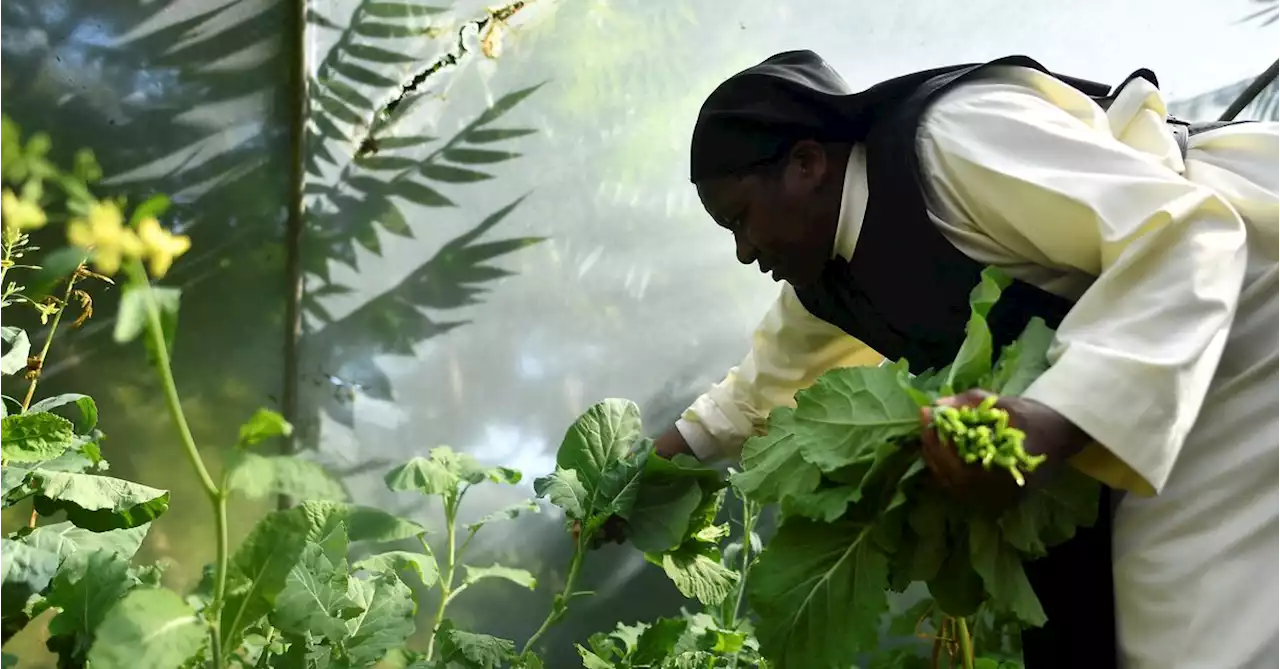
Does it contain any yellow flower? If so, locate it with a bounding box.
[136,216,190,278]
[66,200,142,276]
[1,189,47,231]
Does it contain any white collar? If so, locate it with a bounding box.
[832,144,869,262]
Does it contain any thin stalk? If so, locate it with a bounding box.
[22,269,80,532]
[127,262,226,669]
[519,536,587,659]
[957,617,975,669]
[20,268,81,411]
[424,501,459,660]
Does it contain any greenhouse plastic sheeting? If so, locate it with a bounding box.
[2,0,1275,665]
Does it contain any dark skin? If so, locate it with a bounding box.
[643,140,1092,543]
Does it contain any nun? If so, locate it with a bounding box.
[652,51,1279,669]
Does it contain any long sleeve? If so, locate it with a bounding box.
[678,283,882,463]
[917,68,1251,497]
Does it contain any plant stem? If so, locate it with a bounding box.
[22,269,81,532]
[20,268,81,411]
[127,262,226,669]
[957,617,975,669]
[725,499,758,629]
[424,501,459,661]
[519,535,587,659]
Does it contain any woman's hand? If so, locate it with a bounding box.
[919,389,1090,511]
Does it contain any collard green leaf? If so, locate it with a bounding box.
[749,517,890,668]
[731,409,822,503]
[970,517,1046,626]
[31,472,169,531]
[44,549,136,666]
[85,588,205,669]
[342,572,416,667]
[778,483,861,524]
[926,536,986,618]
[998,467,1100,556]
[943,267,1011,393]
[1,412,75,464]
[589,446,648,530]
[1,539,60,618]
[28,394,98,434]
[435,620,516,669]
[461,564,536,590]
[2,450,100,506]
[576,645,615,669]
[532,469,587,519]
[630,618,688,665]
[271,538,359,644]
[624,453,725,553]
[555,399,643,495]
[336,504,427,544]
[466,499,540,531]
[220,507,312,649]
[790,367,921,473]
[660,543,738,607]
[237,408,293,449]
[385,447,514,499]
[227,453,348,502]
[1,327,30,376]
[22,521,150,562]
[353,550,438,589]
[990,316,1055,397]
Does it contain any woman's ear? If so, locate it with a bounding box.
[786,139,829,189]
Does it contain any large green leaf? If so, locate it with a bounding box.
[532,469,587,519]
[352,551,438,589]
[731,409,822,504]
[271,537,360,644]
[659,543,738,607]
[385,447,519,499]
[944,267,1011,393]
[86,588,205,669]
[998,468,1100,557]
[461,564,536,590]
[749,518,891,668]
[227,453,348,502]
[44,550,137,666]
[555,399,643,494]
[1,413,75,464]
[623,453,724,553]
[1,327,30,376]
[435,620,516,669]
[342,572,416,667]
[790,367,921,473]
[1,539,60,619]
[28,394,98,435]
[989,316,1055,396]
[31,472,169,531]
[2,450,100,506]
[21,522,150,562]
[970,517,1045,626]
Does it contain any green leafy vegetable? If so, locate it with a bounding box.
[1,412,75,464]
[86,588,205,669]
[30,471,170,531]
[733,268,1101,668]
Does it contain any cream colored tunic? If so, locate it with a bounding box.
[677,66,1279,669]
